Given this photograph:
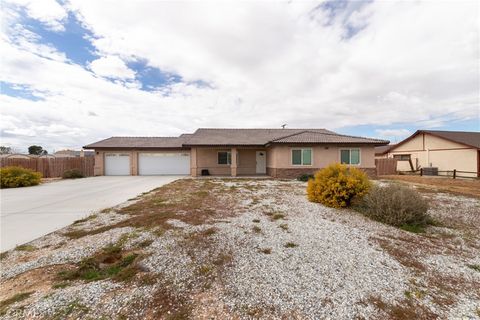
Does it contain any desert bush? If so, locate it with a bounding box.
[356,184,429,227]
[62,169,84,179]
[0,166,42,188]
[307,163,371,208]
[297,173,314,182]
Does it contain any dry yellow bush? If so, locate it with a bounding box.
[307,163,371,208]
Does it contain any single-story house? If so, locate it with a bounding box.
[83,128,389,178]
[54,149,95,158]
[376,130,480,177]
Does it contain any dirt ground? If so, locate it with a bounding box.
[1,178,479,319]
[380,175,480,198]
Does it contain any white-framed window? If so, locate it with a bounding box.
[340,149,360,165]
[291,148,312,166]
[217,151,231,165]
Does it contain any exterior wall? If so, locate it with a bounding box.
[236,149,258,175]
[266,144,376,178]
[194,147,265,176]
[195,148,231,176]
[94,151,104,176]
[387,133,478,177]
[94,149,189,176]
[267,167,376,179]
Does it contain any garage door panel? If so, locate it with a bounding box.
[139,153,190,175]
[105,153,130,176]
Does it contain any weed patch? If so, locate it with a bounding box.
[284,242,298,248]
[259,248,272,254]
[52,282,71,289]
[15,244,36,252]
[52,300,89,319]
[467,264,480,272]
[272,213,285,220]
[72,215,97,225]
[0,292,34,315]
[58,244,142,283]
[252,226,262,233]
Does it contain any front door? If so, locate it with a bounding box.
[256,151,266,174]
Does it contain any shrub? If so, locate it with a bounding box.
[62,169,84,179]
[0,166,42,188]
[307,163,371,208]
[355,184,429,227]
[297,174,314,182]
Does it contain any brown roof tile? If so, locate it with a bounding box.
[84,128,390,148]
[182,128,336,146]
[270,131,389,145]
[83,136,189,149]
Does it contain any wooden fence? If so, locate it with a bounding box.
[399,168,479,179]
[0,157,95,178]
[375,158,398,176]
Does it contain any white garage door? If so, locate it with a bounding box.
[139,153,190,175]
[105,153,130,176]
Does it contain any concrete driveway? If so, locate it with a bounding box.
[0,176,182,252]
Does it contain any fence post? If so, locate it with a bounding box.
[420,168,423,176]
[453,169,456,179]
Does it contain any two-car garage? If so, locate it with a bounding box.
[138,153,190,175]
[104,152,190,176]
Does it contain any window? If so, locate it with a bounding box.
[340,149,360,165]
[292,149,312,165]
[393,154,411,161]
[217,151,231,165]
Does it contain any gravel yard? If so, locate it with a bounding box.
[1,178,479,319]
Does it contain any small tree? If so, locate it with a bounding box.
[28,145,48,155]
[0,146,12,154]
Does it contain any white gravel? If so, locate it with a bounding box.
[1,178,479,319]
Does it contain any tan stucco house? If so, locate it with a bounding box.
[84,128,388,178]
[375,130,480,177]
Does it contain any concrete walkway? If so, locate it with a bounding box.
[0,176,182,252]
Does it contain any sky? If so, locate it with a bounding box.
[1,0,479,152]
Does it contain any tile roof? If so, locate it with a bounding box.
[84,128,390,148]
[83,136,189,149]
[422,130,480,149]
[182,128,336,146]
[270,131,389,144]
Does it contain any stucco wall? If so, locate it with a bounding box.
[193,147,265,176]
[94,149,190,176]
[266,145,376,169]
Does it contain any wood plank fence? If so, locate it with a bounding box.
[0,157,95,178]
[375,158,398,176]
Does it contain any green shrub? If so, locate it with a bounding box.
[0,166,42,188]
[307,163,371,208]
[297,174,314,182]
[62,169,84,179]
[355,184,429,227]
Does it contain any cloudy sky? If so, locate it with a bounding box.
[1,0,479,152]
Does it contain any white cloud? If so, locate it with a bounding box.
[5,0,68,31]
[88,56,136,80]
[1,0,478,151]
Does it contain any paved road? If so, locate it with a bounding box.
[0,176,182,252]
